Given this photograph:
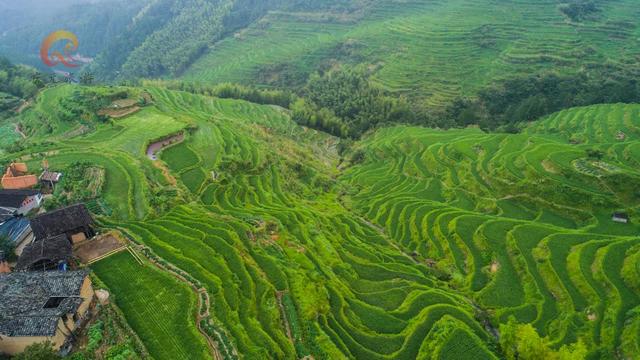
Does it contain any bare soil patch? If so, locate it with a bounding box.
[98,106,141,119]
[75,231,127,264]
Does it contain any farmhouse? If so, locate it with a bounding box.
[0,270,94,356]
[30,204,95,244]
[0,189,43,215]
[1,163,38,190]
[612,212,630,224]
[16,235,73,272]
[40,170,63,191]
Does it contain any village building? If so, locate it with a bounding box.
[0,216,32,257]
[1,163,38,190]
[0,270,94,356]
[30,204,95,244]
[0,189,44,215]
[40,170,63,191]
[16,235,73,272]
[0,207,32,257]
[612,212,630,224]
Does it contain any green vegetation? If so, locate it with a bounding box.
[0,235,16,261]
[4,81,640,359]
[12,342,60,360]
[181,0,640,111]
[92,251,211,360]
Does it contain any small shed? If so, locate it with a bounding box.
[612,212,630,224]
[40,170,63,190]
[29,204,95,244]
[16,235,72,271]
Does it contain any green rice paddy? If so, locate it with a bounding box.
[5,85,640,358]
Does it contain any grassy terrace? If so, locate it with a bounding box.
[181,0,640,107]
[92,251,211,360]
[4,84,640,358]
[341,104,640,358]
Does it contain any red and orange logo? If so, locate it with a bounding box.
[40,30,80,68]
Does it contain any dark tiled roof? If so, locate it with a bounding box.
[30,204,93,241]
[16,235,72,271]
[0,189,39,209]
[0,270,89,337]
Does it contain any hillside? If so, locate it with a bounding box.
[2,84,639,359]
[181,0,640,108]
[4,0,638,111]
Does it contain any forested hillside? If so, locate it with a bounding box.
[0,0,148,69]
[4,0,639,131]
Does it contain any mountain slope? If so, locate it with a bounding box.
[4,84,640,358]
[181,0,640,107]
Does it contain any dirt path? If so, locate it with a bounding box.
[152,160,178,186]
[15,100,31,114]
[146,132,184,160]
[276,291,294,344]
[14,123,27,139]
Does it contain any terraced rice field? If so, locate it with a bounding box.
[341,104,640,358]
[6,85,640,358]
[182,0,640,107]
[92,251,212,360]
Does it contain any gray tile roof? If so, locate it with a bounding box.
[0,270,89,337]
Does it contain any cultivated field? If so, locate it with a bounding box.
[4,86,640,358]
[92,251,212,360]
[181,0,640,107]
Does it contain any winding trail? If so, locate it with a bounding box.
[146,132,184,160]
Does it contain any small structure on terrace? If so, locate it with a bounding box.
[1,163,38,190]
[30,204,95,244]
[16,235,73,272]
[40,161,63,192]
[612,212,630,224]
[0,270,94,355]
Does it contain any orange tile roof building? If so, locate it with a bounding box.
[1,164,38,190]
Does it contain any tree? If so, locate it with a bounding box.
[79,72,95,85]
[0,234,16,262]
[13,342,61,360]
[499,318,587,360]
